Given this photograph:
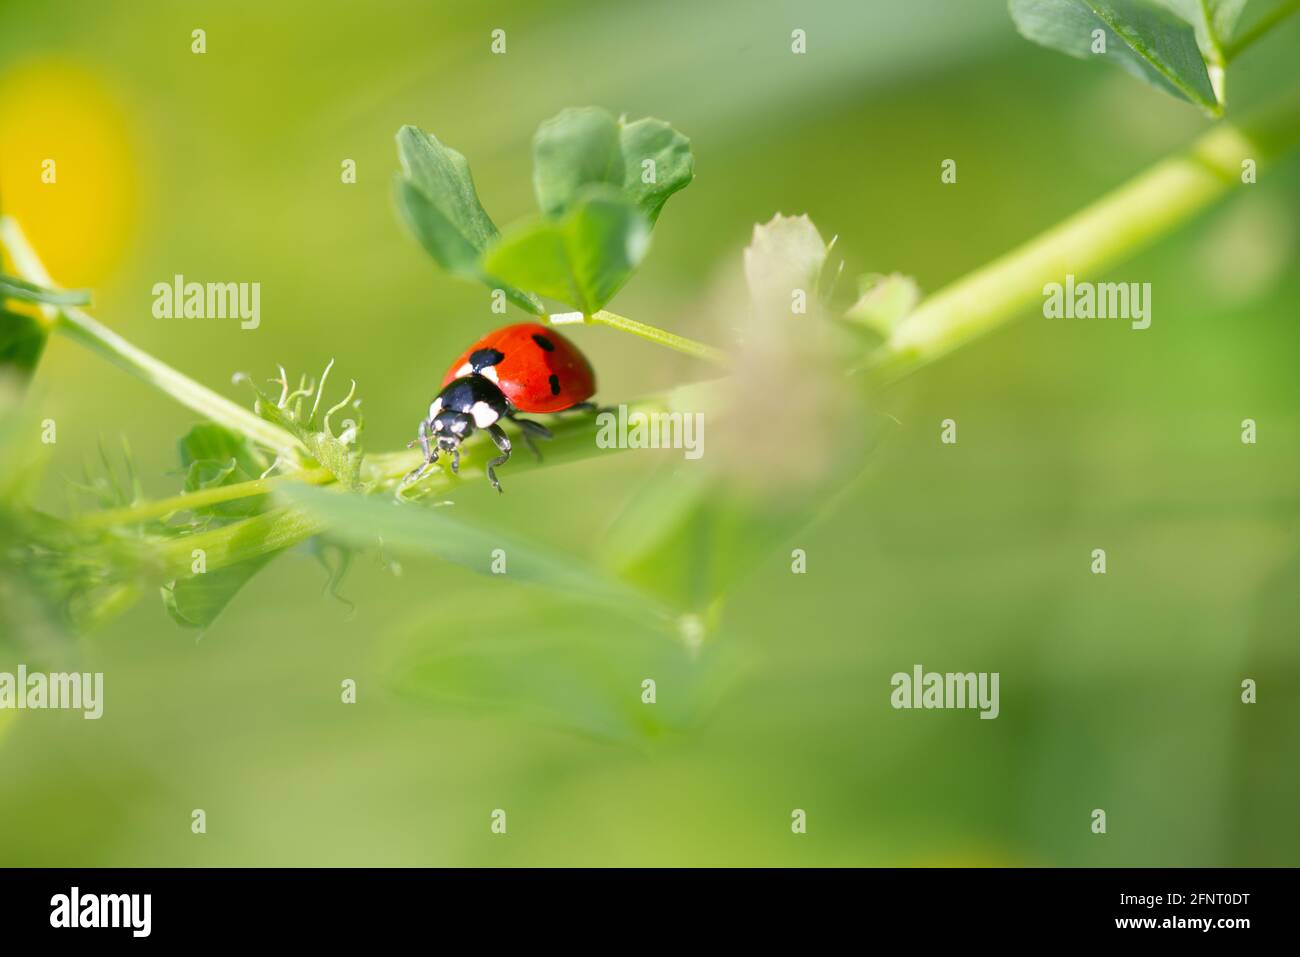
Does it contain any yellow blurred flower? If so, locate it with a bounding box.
[0,59,137,287]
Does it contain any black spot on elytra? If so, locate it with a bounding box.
[470,348,505,371]
[548,374,561,396]
[531,334,556,352]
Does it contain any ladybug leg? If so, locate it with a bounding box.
[402,419,437,485]
[406,417,432,460]
[509,415,552,462]
[564,401,598,415]
[485,423,512,493]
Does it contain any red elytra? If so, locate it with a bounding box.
[441,322,596,414]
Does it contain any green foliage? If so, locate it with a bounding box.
[177,423,270,519]
[532,107,694,223]
[243,362,365,489]
[396,107,693,317]
[0,308,48,384]
[161,553,277,629]
[158,424,281,629]
[1157,0,1248,58]
[0,274,63,386]
[72,436,143,513]
[483,186,650,315]
[0,407,144,645]
[1009,0,1221,112]
[394,125,543,314]
[5,75,1297,748]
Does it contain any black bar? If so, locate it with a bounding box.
[0,867,1280,942]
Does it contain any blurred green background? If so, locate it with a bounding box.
[1,0,1298,865]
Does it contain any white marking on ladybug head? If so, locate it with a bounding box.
[454,362,473,378]
[451,419,468,434]
[478,365,500,384]
[470,401,499,428]
[428,396,443,419]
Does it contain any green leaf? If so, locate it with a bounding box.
[280,482,670,623]
[161,552,277,630]
[394,125,543,314]
[1009,0,1220,113]
[1154,0,1246,101]
[482,187,650,315]
[0,273,90,306]
[179,423,265,478]
[619,117,695,225]
[177,423,268,519]
[843,273,921,337]
[532,108,695,225]
[1156,0,1247,56]
[0,308,48,383]
[532,108,624,218]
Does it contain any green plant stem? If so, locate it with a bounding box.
[0,215,301,457]
[82,467,333,529]
[1224,0,1300,60]
[869,91,1300,383]
[550,309,730,366]
[0,274,91,306]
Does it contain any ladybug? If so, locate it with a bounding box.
[403,322,596,492]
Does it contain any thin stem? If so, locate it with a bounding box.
[1224,0,1300,61]
[0,215,302,457]
[1199,0,1229,106]
[868,91,1300,383]
[547,309,730,366]
[0,274,91,307]
[82,468,333,529]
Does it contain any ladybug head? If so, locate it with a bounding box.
[430,409,474,449]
